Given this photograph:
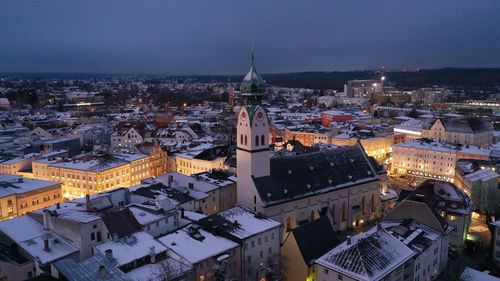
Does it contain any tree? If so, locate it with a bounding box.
[213,259,228,281]
[407,107,420,118]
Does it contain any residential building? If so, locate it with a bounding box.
[320,110,354,128]
[386,180,470,247]
[455,161,500,216]
[0,175,62,221]
[198,206,281,281]
[391,139,457,181]
[344,79,383,99]
[422,118,493,147]
[175,145,229,176]
[158,224,242,281]
[281,216,339,281]
[315,225,414,281]
[0,215,78,277]
[490,220,500,267]
[32,148,166,199]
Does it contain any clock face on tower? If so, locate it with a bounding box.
[256,111,264,121]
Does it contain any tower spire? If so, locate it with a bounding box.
[251,42,255,67]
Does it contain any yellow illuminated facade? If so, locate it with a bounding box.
[32,149,167,199]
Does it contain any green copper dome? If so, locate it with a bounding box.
[240,50,266,104]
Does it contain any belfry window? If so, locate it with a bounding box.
[255,135,259,146]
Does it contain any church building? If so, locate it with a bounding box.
[236,51,387,239]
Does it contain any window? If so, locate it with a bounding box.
[260,251,263,258]
[90,233,95,241]
[261,135,265,146]
[255,135,260,146]
[338,274,343,280]
[286,217,292,231]
[258,238,261,245]
[247,255,252,262]
[240,134,243,144]
[244,135,247,145]
[342,202,346,222]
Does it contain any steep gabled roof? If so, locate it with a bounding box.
[291,216,339,266]
[253,145,381,206]
[317,227,415,281]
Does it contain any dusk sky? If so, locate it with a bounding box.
[1,1,499,75]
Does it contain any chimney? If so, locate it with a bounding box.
[105,249,113,261]
[188,182,194,190]
[149,246,156,263]
[97,265,107,278]
[85,194,92,212]
[346,235,352,246]
[168,175,173,187]
[43,237,50,252]
[42,209,50,230]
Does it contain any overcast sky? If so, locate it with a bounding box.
[0,1,499,75]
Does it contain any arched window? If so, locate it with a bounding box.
[255,135,259,146]
[261,135,265,146]
[330,205,336,224]
[244,135,247,146]
[342,202,346,222]
[362,196,366,215]
[310,210,315,222]
[286,217,292,231]
[240,134,243,145]
[371,194,376,212]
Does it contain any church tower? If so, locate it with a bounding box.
[236,49,270,212]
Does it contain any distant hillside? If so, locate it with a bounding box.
[172,68,500,90]
[261,68,500,90]
[2,68,500,90]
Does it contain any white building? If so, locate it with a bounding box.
[111,127,145,149]
[392,139,458,181]
[198,206,281,280]
[315,220,448,281]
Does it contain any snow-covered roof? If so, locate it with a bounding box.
[394,139,458,153]
[0,215,48,243]
[129,206,164,225]
[202,206,281,240]
[316,226,415,281]
[461,267,500,281]
[31,201,102,223]
[464,168,498,183]
[95,232,167,267]
[126,258,192,281]
[0,175,60,198]
[18,231,78,265]
[158,225,238,264]
[458,145,491,157]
